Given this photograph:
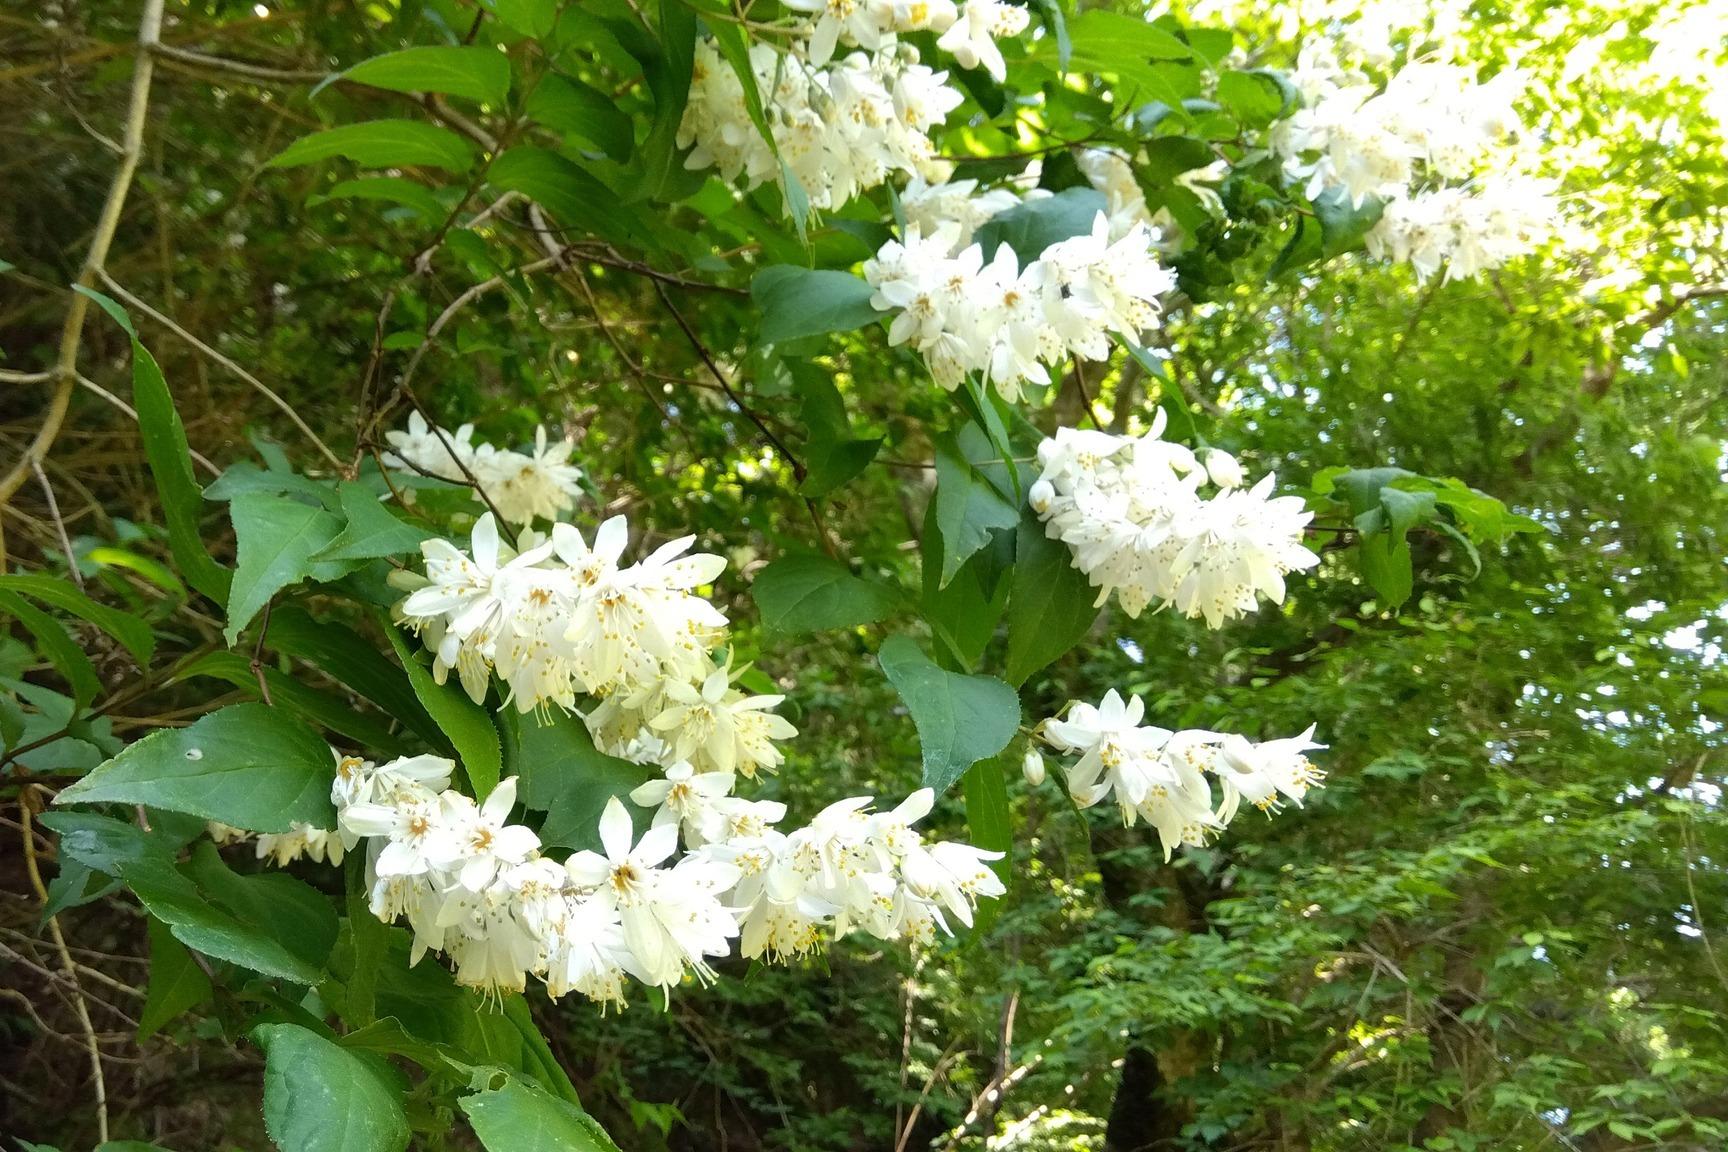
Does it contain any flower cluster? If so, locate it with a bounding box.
[383,413,583,526]
[1027,414,1319,627]
[678,0,1028,212]
[1035,690,1325,858]
[863,208,1177,399]
[233,747,1006,1006]
[1274,45,1557,281]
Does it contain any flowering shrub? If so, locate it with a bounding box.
[7,0,1639,1147]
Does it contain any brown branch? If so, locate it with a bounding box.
[0,0,165,517]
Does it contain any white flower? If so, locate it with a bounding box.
[1030,419,1318,626]
[254,823,345,867]
[1039,691,1325,856]
[1212,725,1328,822]
[383,411,474,481]
[630,761,737,847]
[1203,448,1246,489]
[432,777,541,893]
[646,659,796,777]
[936,0,1028,82]
[566,797,739,993]
[468,427,585,525]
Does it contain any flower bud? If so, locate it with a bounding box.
[1028,478,1055,514]
[1203,448,1245,489]
[1021,747,1046,787]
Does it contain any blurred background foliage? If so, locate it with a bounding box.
[1,0,1725,1149]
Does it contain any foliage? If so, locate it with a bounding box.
[0,0,1725,1149]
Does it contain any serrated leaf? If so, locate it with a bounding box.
[268,120,476,173]
[254,1023,411,1152]
[385,625,502,799]
[226,491,353,645]
[138,915,213,1039]
[877,635,1019,795]
[462,1072,619,1152]
[0,573,153,665]
[315,485,433,563]
[752,554,900,634]
[55,702,336,832]
[343,46,510,104]
[506,709,650,852]
[1004,514,1098,686]
[752,267,881,344]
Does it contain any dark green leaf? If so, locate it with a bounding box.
[933,433,1020,586]
[0,591,101,707]
[311,178,446,219]
[526,74,634,161]
[753,267,880,344]
[972,188,1108,264]
[138,915,213,1039]
[1004,514,1099,686]
[270,607,442,748]
[268,121,476,173]
[55,702,336,832]
[254,1023,411,1152]
[314,485,433,563]
[488,147,638,245]
[507,709,650,852]
[877,635,1020,795]
[343,46,511,104]
[226,491,353,645]
[462,1073,619,1152]
[385,625,502,799]
[752,554,900,634]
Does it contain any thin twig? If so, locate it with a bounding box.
[97,271,347,473]
[0,0,165,516]
[20,787,109,1143]
[31,459,83,587]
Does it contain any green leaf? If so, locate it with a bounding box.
[933,433,1020,587]
[800,431,882,497]
[1214,69,1291,128]
[486,0,560,38]
[752,554,900,634]
[1359,531,1413,608]
[38,810,191,876]
[138,915,213,1039]
[526,73,634,161]
[0,591,101,707]
[226,491,353,645]
[1004,514,1099,686]
[124,340,232,600]
[385,625,502,799]
[74,285,136,335]
[972,188,1108,265]
[56,702,337,833]
[254,1023,411,1152]
[343,46,511,104]
[268,120,476,173]
[752,267,881,344]
[314,485,433,563]
[488,147,638,245]
[177,651,407,755]
[962,756,1011,911]
[877,635,1020,795]
[507,709,650,852]
[311,178,446,219]
[0,573,153,665]
[1314,185,1385,257]
[270,607,442,749]
[921,519,1012,671]
[462,1073,620,1152]
[635,0,697,203]
[121,849,335,984]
